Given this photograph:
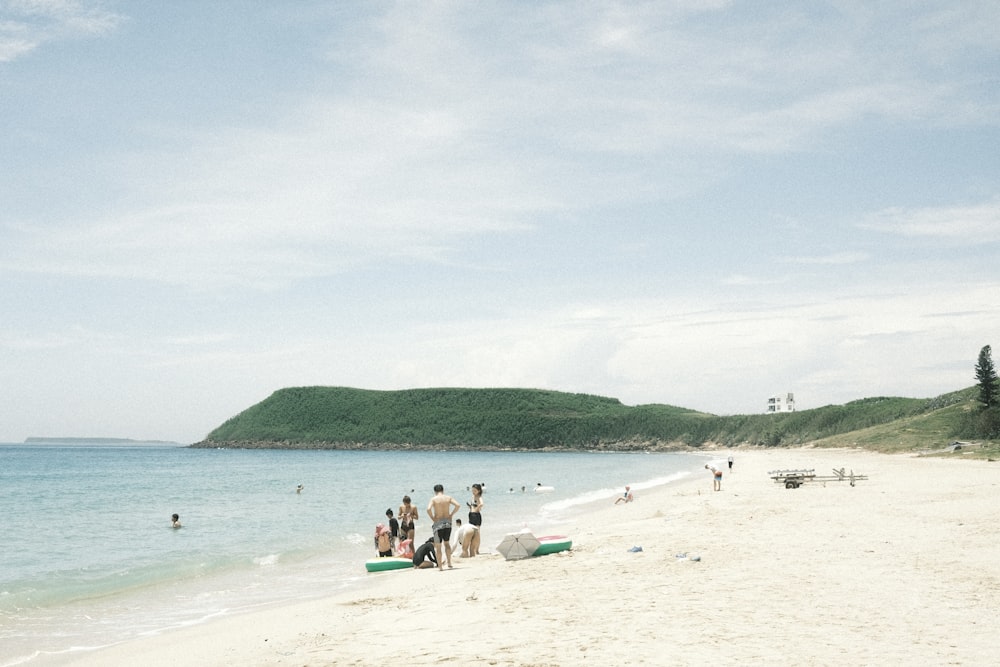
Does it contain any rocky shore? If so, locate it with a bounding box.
[187,438,700,452]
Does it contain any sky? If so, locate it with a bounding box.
[2,1,999,444]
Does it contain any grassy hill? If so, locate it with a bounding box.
[809,387,994,454]
[195,386,998,457]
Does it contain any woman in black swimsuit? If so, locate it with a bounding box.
[398,495,418,543]
[467,483,483,556]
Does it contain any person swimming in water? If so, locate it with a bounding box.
[171,513,182,528]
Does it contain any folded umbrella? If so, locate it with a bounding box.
[496,531,541,561]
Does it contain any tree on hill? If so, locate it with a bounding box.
[975,345,998,408]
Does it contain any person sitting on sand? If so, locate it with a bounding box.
[397,538,414,558]
[171,513,182,529]
[614,485,634,504]
[412,537,438,569]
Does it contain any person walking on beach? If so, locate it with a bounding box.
[728,456,734,471]
[399,495,418,543]
[467,483,484,556]
[706,464,722,491]
[427,484,461,570]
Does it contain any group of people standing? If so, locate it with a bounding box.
[375,483,485,571]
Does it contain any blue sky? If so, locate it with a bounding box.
[2,1,998,444]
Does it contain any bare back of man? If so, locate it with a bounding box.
[426,484,461,570]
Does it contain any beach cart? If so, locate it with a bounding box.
[769,467,867,489]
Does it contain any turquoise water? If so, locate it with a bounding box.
[0,442,705,665]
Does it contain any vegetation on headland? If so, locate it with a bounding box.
[193,386,1000,458]
[975,344,998,408]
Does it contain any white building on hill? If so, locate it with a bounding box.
[767,392,796,413]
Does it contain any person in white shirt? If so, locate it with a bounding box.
[450,518,478,558]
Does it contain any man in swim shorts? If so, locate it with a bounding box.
[427,483,461,570]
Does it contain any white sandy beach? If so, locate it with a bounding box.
[60,448,998,666]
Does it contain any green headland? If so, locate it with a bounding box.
[193,386,999,458]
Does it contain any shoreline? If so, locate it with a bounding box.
[2,449,702,667]
[187,439,700,452]
[46,448,1000,665]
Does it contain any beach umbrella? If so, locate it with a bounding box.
[496,531,541,561]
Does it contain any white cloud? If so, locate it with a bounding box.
[0,330,75,350]
[860,201,1000,242]
[0,0,123,62]
[782,252,870,266]
[198,283,998,417]
[721,274,786,287]
[598,284,1000,412]
[0,36,33,60]
[5,2,997,294]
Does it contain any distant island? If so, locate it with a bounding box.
[25,437,183,445]
[191,385,991,454]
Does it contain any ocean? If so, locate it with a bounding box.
[0,442,707,665]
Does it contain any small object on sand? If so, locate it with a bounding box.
[628,545,643,552]
[689,555,701,562]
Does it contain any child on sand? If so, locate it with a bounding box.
[397,538,414,558]
[375,524,392,557]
